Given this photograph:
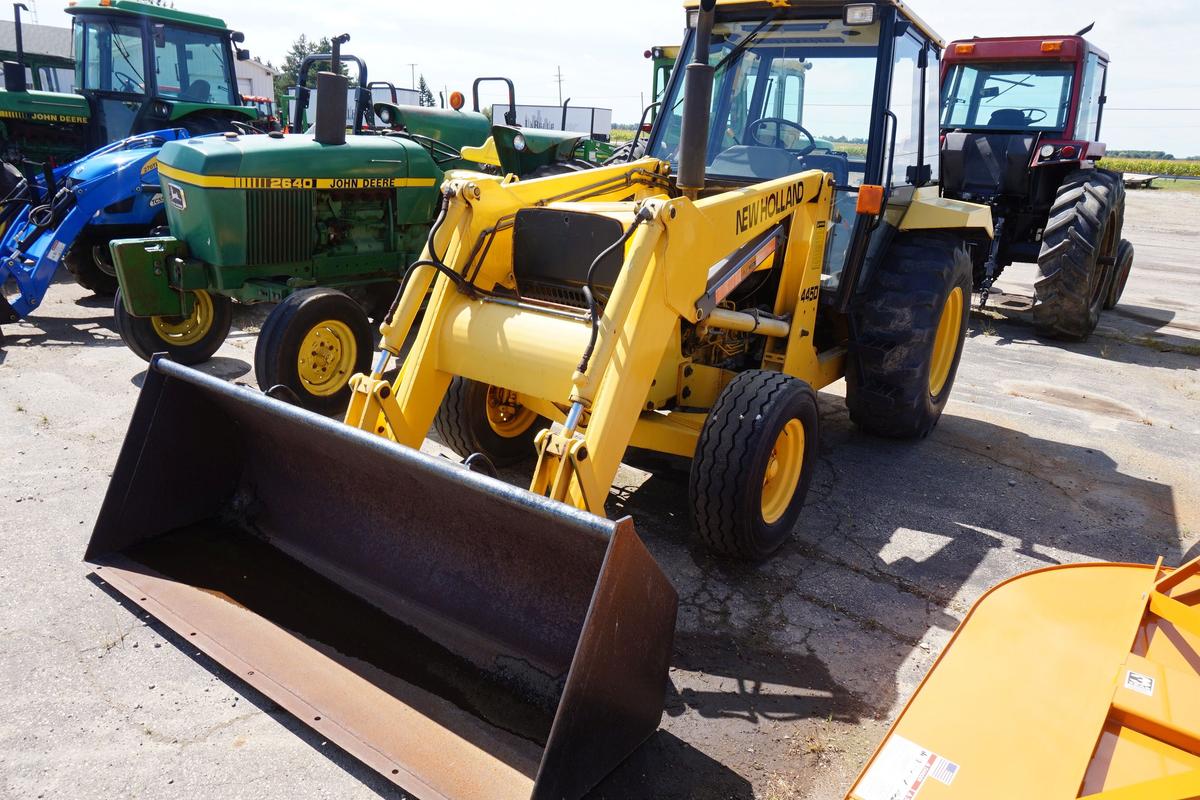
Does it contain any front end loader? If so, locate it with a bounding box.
[86,1,990,796]
[849,555,1200,799]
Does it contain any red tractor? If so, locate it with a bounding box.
[940,30,1134,340]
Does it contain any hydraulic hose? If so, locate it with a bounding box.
[576,205,653,375]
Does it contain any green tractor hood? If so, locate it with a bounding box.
[0,88,90,123]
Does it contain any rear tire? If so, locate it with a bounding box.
[1102,239,1135,310]
[255,288,374,415]
[1033,169,1122,340]
[114,287,232,364]
[64,235,118,296]
[433,377,544,467]
[689,370,819,561]
[846,232,972,439]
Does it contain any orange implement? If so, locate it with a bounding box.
[848,557,1200,799]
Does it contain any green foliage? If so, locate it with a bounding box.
[1103,157,1200,177]
[417,75,435,108]
[273,35,350,100]
[1109,150,1175,160]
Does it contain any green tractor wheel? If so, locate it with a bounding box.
[254,288,375,416]
[114,288,233,365]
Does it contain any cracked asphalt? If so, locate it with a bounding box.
[2,189,1198,799]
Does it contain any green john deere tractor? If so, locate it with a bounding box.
[110,50,594,413]
[0,0,256,169]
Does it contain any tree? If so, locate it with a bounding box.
[273,34,350,100]
[417,74,435,107]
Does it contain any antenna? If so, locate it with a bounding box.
[1075,22,1095,36]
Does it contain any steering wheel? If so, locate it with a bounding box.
[1019,108,1049,124]
[747,117,817,155]
[114,71,142,93]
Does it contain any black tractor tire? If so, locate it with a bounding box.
[114,287,233,365]
[1033,169,1123,340]
[1103,239,1135,310]
[63,235,119,295]
[0,160,23,201]
[433,377,545,467]
[846,232,972,439]
[689,370,820,561]
[255,288,374,415]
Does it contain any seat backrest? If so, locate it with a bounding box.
[800,153,849,186]
[988,108,1029,129]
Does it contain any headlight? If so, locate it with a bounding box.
[513,134,527,152]
[1040,145,1056,159]
[843,4,877,26]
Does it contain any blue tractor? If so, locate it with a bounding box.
[0,129,191,338]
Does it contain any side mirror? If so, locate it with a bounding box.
[231,31,246,44]
[3,61,27,93]
[981,87,1001,99]
[153,24,165,48]
[237,50,251,61]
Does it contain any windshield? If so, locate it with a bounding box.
[78,18,146,94]
[153,24,236,105]
[648,15,881,184]
[941,63,1074,132]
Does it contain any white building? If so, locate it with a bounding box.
[235,58,277,101]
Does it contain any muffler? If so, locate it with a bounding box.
[85,357,677,800]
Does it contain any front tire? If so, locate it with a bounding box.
[846,232,972,439]
[433,377,544,467]
[64,235,119,296]
[1033,169,1123,340]
[114,287,232,364]
[254,288,374,415]
[689,370,820,561]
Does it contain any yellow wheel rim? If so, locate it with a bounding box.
[296,319,357,397]
[150,290,215,347]
[485,386,537,438]
[761,418,805,525]
[929,286,964,398]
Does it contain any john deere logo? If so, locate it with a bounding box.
[167,183,187,211]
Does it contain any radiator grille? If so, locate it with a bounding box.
[246,190,314,265]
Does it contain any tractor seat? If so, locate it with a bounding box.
[941,131,1037,199]
[180,79,212,103]
[799,153,850,186]
[988,108,1029,129]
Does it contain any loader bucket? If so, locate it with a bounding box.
[848,558,1200,800]
[85,357,678,800]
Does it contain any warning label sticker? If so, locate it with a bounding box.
[1125,670,1155,697]
[47,240,66,263]
[854,735,960,800]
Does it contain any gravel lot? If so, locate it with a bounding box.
[1,188,1197,800]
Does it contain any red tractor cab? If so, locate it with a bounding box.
[940,33,1134,339]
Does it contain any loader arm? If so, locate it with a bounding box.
[346,162,834,515]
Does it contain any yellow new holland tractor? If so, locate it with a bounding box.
[348,0,992,559]
[87,1,994,797]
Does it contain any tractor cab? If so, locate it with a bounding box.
[646,0,948,299]
[0,0,255,166]
[939,34,1129,339]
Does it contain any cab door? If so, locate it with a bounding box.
[77,16,151,144]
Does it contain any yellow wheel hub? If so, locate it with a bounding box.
[296,319,357,397]
[761,419,805,525]
[485,386,536,438]
[929,286,964,397]
[151,290,215,347]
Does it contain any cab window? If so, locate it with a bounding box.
[80,19,146,94]
[153,25,236,105]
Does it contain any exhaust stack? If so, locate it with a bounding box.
[676,0,718,199]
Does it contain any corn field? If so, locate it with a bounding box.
[1101,157,1200,177]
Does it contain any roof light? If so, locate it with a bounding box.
[955,43,976,55]
[1042,40,1064,53]
[843,4,877,26]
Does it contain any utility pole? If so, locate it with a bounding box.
[555,66,564,106]
[406,63,418,90]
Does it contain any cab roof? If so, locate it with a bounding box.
[65,0,230,32]
[684,0,944,48]
[944,34,1109,65]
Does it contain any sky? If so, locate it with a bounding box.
[26,0,1200,156]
